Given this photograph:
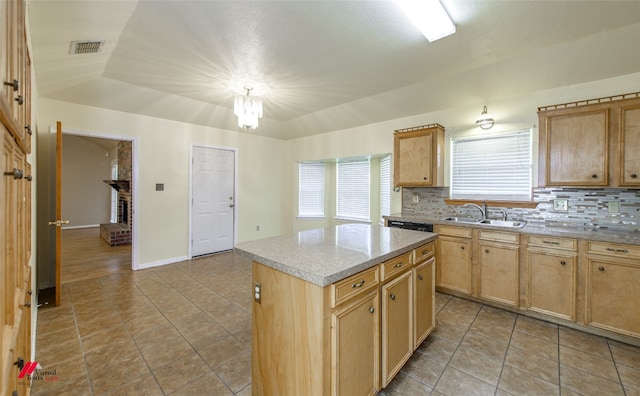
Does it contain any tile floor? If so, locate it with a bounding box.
[32,252,640,395]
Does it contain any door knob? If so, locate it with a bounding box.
[229,204,235,208]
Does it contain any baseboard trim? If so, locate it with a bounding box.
[135,256,189,271]
[62,224,100,230]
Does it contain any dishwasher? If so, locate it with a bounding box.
[386,220,434,232]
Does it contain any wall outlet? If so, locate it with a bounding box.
[608,201,620,213]
[412,194,420,203]
[553,199,568,211]
[155,183,164,191]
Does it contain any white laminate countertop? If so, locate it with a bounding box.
[234,223,437,287]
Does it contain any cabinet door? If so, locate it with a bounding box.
[332,290,380,396]
[413,257,435,349]
[619,104,640,186]
[437,236,472,295]
[586,258,640,338]
[541,109,608,186]
[478,243,519,307]
[393,126,444,187]
[381,270,412,387]
[527,250,576,320]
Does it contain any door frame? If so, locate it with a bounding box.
[189,143,238,258]
[48,126,139,269]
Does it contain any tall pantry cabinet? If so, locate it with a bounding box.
[2,0,34,395]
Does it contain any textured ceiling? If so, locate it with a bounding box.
[28,1,640,139]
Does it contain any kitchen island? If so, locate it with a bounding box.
[235,223,437,396]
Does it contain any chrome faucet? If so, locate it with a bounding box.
[463,202,487,220]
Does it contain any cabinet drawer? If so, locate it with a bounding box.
[587,242,640,260]
[478,230,519,244]
[436,225,472,238]
[527,235,577,251]
[381,252,412,281]
[332,266,379,308]
[413,243,435,264]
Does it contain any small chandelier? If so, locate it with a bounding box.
[234,86,263,130]
[475,105,495,130]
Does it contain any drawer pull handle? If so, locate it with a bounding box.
[606,248,628,254]
[4,168,24,180]
[394,262,403,268]
[592,174,598,179]
[422,250,429,255]
[598,266,605,272]
[4,79,19,91]
[418,275,424,281]
[369,306,375,313]
[632,173,638,179]
[543,240,560,245]
[390,294,396,301]
[352,280,365,288]
[560,261,566,266]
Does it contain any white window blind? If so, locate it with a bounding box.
[451,130,532,201]
[298,162,325,217]
[337,160,370,221]
[380,155,391,218]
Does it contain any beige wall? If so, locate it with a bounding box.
[61,135,112,228]
[37,99,286,269]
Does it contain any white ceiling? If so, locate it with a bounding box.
[27,1,640,140]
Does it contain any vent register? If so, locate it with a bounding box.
[69,40,104,55]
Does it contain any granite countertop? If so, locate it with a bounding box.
[234,223,437,287]
[385,215,640,246]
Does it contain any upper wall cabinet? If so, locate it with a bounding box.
[1,0,31,154]
[393,124,445,187]
[538,93,640,188]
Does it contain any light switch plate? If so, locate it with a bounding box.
[553,199,568,211]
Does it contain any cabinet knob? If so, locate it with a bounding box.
[25,124,32,136]
[13,357,25,370]
[394,262,403,268]
[4,168,24,180]
[598,266,605,272]
[423,177,427,180]
[631,173,638,179]
[15,94,24,105]
[390,293,396,301]
[485,249,489,254]
[4,79,19,91]
[460,246,465,250]
[560,261,566,266]
[591,174,598,179]
[418,275,424,281]
[369,306,375,313]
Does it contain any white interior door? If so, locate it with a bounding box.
[192,146,235,256]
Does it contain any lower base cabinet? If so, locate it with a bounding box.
[414,257,435,347]
[381,270,412,387]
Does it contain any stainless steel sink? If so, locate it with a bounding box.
[478,219,527,228]
[444,217,480,224]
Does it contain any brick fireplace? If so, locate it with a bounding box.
[100,141,132,246]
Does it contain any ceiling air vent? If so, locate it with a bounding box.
[69,40,104,55]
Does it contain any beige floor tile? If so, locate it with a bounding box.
[617,363,640,392]
[560,364,625,396]
[85,344,150,394]
[610,343,640,368]
[29,357,91,395]
[513,315,558,344]
[105,375,163,396]
[152,352,212,394]
[468,318,513,344]
[559,326,611,359]
[132,322,181,349]
[140,335,195,369]
[449,345,504,385]
[498,365,559,396]
[36,337,83,365]
[509,330,559,361]
[76,310,123,338]
[416,335,459,363]
[235,383,252,396]
[168,372,233,396]
[214,352,252,392]
[434,366,496,396]
[379,372,431,395]
[436,309,477,329]
[559,345,619,382]
[400,350,446,387]
[122,309,170,337]
[36,325,79,349]
[460,331,509,362]
[504,345,559,384]
[626,387,640,396]
[81,323,132,353]
[173,312,230,349]
[443,297,483,317]
[430,319,468,344]
[198,335,248,369]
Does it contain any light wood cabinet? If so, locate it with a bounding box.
[393,123,444,187]
[619,103,640,186]
[526,235,577,320]
[413,256,435,348]
[538,92,640,187]
[585,242,640,339]
[381,270,412,387]
[477,230,520,307]
[332,290,380,396]
[436,225,472,295]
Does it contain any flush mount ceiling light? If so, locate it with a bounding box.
[475,105,495,130]
[395,0,456,42]
[234,86,263,130]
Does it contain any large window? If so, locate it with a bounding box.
[451,129,532,201]
[337,160,370,221]
[298,162,325,217]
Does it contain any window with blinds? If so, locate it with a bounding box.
[451,129,532,201]
[380,155,391,218]
[337,160,370,221]
[298,162,325,217]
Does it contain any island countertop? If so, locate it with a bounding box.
[234,223,437,287]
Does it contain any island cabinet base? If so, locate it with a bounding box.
[252,262,332,396]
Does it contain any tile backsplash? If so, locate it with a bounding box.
[401,187,640,231]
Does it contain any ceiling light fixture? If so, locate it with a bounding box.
[395,0,456,42]
[475,105,495,130]
[234,86,263,130]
